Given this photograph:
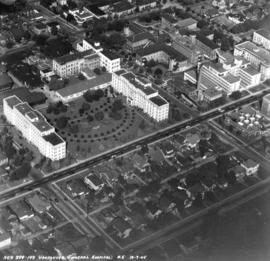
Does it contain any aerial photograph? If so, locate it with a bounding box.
[0,0,270,260]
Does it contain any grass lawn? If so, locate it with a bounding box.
[41,91,155,160]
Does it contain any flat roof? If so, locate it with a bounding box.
[127,32,153,43]
[57,73,112,97]
[112,1,134,13]
[55,50,95,65]
[177,18,197,28]
[101,50,119,60]
[114,69,126,76]
[241,65,260,76]
[14,102,32,116]
[44,132,64,145]
[149,95,168,106]
[4,95,22,108]
[236,41,270,66]
[196,34,219,50]
[122,72,157,95]
[137,43,187,62]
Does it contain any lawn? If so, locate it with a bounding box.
[41,89,155,160]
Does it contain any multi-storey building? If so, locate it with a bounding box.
[3,96,66,161]
[234,41,270,80]
[76,40,121,73]
[112,70,169,122]
[53,50,100,78]
[195,34,219,60]
[253,29,270,51]
[198,62,241,94]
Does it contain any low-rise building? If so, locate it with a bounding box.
[25,194,51,214]
[137,0,157,11]
[177,18,197,30]
[55,73,112,103]
[8,201,34,221]
[184,133,200,148]
[66,179,89,198]
[110,217,132,238]
[111,1,136,17]
[126,32,154,51]
[112,70,169,121]
[196,34,219,60]
[32,23,48,35]
[84,174,104,191]
[160,141,175,158]
[202,87,223,103]
[3,96,66,161]
[241,159,259,176]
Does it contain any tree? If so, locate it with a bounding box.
[51,25,58,35]
[83,90,94,102]
[193,193,203,207]
[154,68,163,76]
[141,145,149,154]
[56,116,68,129]
[93,68,101,75]
[225,170,236,185]
[66,13,75,22]
[112,99,123,112]
[87,115,94,122]
[95,112,104,121]
[230,91,241,100]
[5,144,16,160]
[10,162,31,181]
[220,37,231,51]
[78,73,86,80]
[95,89,104,99]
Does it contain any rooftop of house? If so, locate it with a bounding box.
[242,159,259,168]
[111,217,131,233]
[162,13,178,24]
[185,133,200,145]
[8,201,33,219]
[204,87,223,98]
[112,1,135,13]
[127,32,154,43]
[137,0,156,5]
[56,73,112,98]
[66,178,89,195]
[177,18,197,28]
[0,74,12,88]
[137,43,188,62]
[196,34,219,50]
[85,174,103,186]
[101,49,119,60]
[26,194,51,213]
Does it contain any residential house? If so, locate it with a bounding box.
[137,0,157,12]
[66,179,89,198]
[132,153,149,172]
[161,13,178,27]
[126,32,154,51]
[32,23,48,35]
[0,152,8,166]
[110,217,132,239]
[241,159,259,176]
[111,1,136,17]
[160,141,175,158]
[25,194,51,214]
[84,173,104,191]
[146,201,162,219]
[46,21,61,34]
[184,133,200,149]
[8,201,34,221]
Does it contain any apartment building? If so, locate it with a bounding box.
[76,39,121,73]
[234,41,270,80]
[3,96,66,161]
[53,50,100,78]
[112,70,169,122]
[253,29,270,51]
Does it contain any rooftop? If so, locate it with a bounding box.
[196,34,219,50]
[85,174,103,186]
[112,1,134,13]
[44,132,65,146]
[149,95,168,106]
[177,18,197,28]
[137,43,187,62]
[55,50,95,65]
[255,28,270,41]
[0,74,12,88]
[26,194,51,213]
[127,32,154,43]
[241,65,260,76]
[122,72,157,96]
[57,73,112,98]
[236,41,270,66]
[101,49,119,60]
[162,13,178,24]
[204,87,223,98]
[4,95,22,108]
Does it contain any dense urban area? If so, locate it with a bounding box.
[0,0,270,260]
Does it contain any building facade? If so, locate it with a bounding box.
[112,70,169,121]
[3,96,66,161]
[253,29,270,51]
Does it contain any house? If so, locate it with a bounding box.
[32,23,48,35]
[110,217,132,239]
[177,18,197,30]
[241,159,259,176]
[84,173,104,191]
[146,201,162,219]
[184,133,200,148]
[25,194,51,214]
[187,183,204,199]
[160,141,175,158]
[0,152,8,166]
[8,201,34,221]
[40,68,55,80]
[159,194,176,212]
[205,8,219,18]
[229,164,246,180]
[126,32,154,51]
[46,21,61,34]
[132,153,149,172]
[0,233,11,249]
[137,0,157,12]
[66,178,89,198]
[161,13,178,27]
[111,1,136,17]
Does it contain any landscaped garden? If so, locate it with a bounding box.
[41,88,156,161]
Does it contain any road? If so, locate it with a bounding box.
[0,90,268,203]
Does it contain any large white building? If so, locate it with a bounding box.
[198,55,261,95]
[234,41,270,80]
[253,29,270,51]
[112,70,169,122]
[76,40,121,73]
[53,50,100,78]
[3,96,66,161]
